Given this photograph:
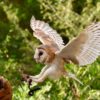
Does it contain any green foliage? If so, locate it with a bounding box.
[0,0,100,100]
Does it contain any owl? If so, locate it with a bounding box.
[26,16,100,84]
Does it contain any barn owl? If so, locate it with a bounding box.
[25,16,100,84]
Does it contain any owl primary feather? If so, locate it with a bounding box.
[26,16,100,84]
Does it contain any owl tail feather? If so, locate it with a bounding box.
[67,72,83,85]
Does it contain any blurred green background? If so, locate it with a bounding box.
[0,0,100,100]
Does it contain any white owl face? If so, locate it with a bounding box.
[34,48,49,64]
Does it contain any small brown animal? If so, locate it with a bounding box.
[26,16,100,84]
[0,76,12,100]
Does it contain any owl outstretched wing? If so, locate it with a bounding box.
[58,23,100,66]
[30,16,64,50]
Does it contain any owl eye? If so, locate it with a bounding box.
[39,51,43,56]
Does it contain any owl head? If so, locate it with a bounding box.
[34,45,55,64]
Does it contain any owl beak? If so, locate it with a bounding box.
[34,57,39,63]
[35,59,39,63]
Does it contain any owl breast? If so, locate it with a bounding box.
[48,57,65,80]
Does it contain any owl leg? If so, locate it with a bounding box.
[30,65,49,79]
[28,67,53,83]
[64,72,83,85]
[21,66,49,85]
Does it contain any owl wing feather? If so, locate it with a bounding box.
[30,16,64,50]
[58,22,100,66]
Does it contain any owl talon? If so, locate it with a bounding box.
[28,78,33,86]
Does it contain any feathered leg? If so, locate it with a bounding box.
[65,72,83,85]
